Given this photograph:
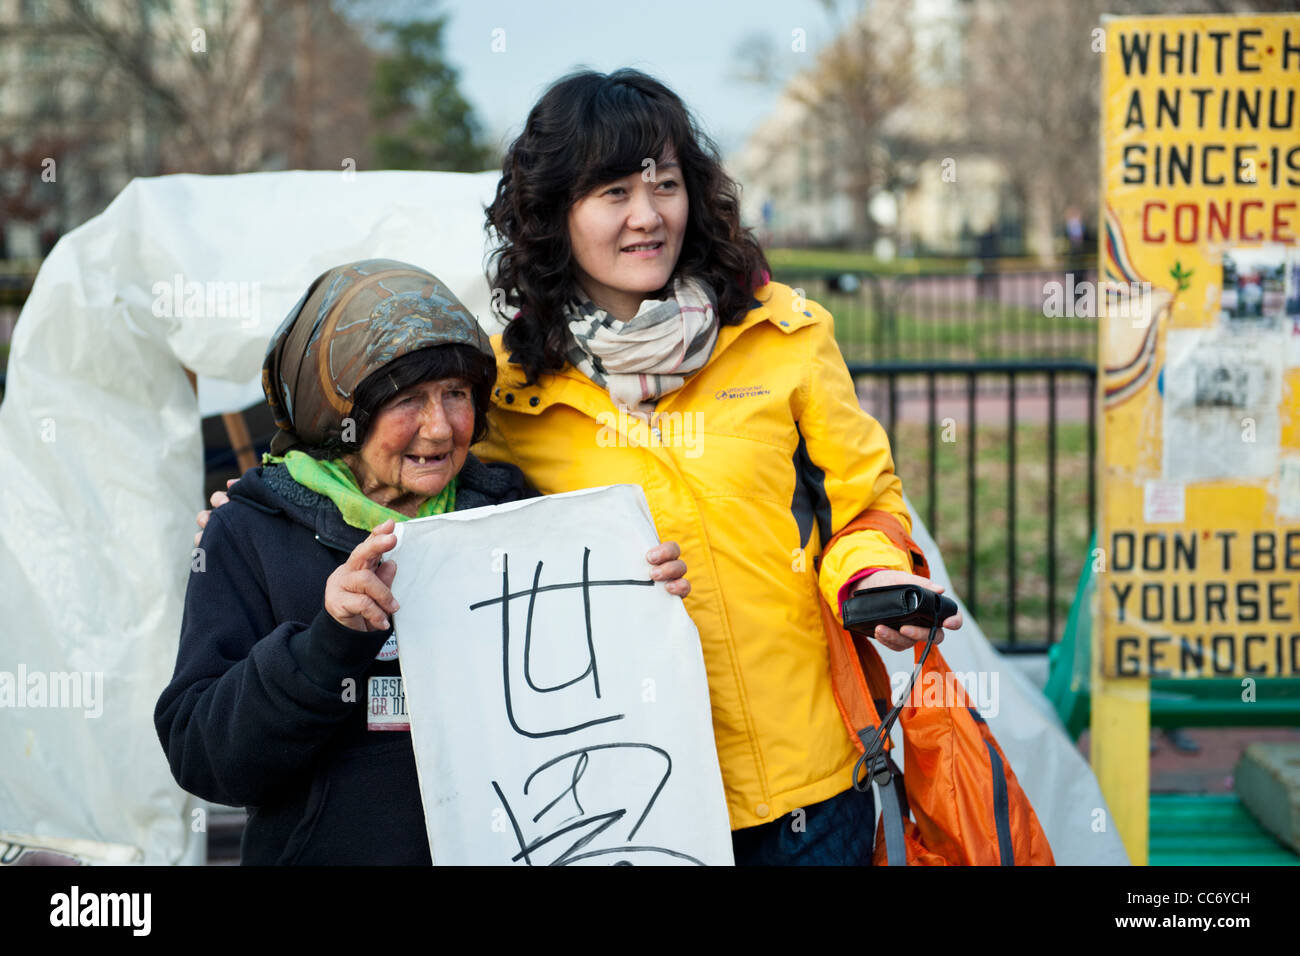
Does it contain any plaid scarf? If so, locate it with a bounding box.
[564,275,719,420]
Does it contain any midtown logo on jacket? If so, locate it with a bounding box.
[714,385,771,400]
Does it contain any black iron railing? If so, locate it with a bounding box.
[779,264,1098,364]
[847,360,1097,654]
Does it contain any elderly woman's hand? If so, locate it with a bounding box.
[194,478,238,548]
[850,570,963,652]
[324,519,401,632]
[646,540,689,598]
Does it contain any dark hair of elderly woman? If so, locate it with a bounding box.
[158,258,689,865]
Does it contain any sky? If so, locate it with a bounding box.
[429,0,839,159]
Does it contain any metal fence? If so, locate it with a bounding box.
[2,263,1098,653]
[778,264,1098,364]
[847,360,1097,654]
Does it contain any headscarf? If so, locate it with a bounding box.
[262,259,494,456]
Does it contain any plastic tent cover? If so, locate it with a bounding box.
[0,171,1127,864]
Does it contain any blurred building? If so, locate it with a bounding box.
[0,0,372,260]
[729,71,856,248]
[0,0,143,258]
[730,0,1025,258]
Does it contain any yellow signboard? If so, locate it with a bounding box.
[1099,13,1300,679]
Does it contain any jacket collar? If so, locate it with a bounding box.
[229,462,366,554]
[490,281,814,417]
[228,453,521,555]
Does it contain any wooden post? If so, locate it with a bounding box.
[1091,641,1149,865]
[222,411,258,474]
[185,366,257,474]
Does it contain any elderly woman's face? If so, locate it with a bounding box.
[348,377,476,511]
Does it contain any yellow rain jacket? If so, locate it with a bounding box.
[472,281,915,829]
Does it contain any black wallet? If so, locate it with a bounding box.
[841,584,958,635]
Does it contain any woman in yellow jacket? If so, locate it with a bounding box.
[479,69,962,864]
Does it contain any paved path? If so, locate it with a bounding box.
[1078,726,1300,793]
[856,379,1093,426]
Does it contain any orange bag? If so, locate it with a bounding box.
[819,511,1055,866]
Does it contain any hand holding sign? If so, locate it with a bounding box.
[324,519,400,631]
[646,540,689,597]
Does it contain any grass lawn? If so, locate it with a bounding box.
[767,248,1095,276]
[888,418,1093,651]
[772,273,1098,364]
[831,302,1096,364]
[767,248,973,275]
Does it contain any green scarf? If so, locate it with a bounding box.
[263,450,456,531]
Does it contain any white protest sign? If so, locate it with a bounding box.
[388,484,734,866]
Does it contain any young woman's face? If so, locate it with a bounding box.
[566,147,689,320]
[347,377,476,514]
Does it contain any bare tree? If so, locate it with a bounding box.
[0,0,379,248]
[790,0,917,246]
[963,0,1293,262]
[961,0,1107,262]
[730,0,932,248]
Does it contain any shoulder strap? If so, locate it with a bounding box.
[819,508,931,745]
[820,508,932,867]
[823,509,930,579]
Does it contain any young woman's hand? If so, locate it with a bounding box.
[850,570,963,652]
[324,519,400,631]
[194,478,237,547]
[646,540,690,597]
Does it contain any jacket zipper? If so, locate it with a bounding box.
[314,532,355,555]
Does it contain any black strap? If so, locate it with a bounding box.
[864,736,908,865]
[850,620,941,790]
[982,733,1013,868]
[857,621,942,762]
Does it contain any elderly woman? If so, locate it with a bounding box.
[157,259,688,865]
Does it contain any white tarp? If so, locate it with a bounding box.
[0,171,1124,865]
[389,484,734,866]
[0,171,501,864]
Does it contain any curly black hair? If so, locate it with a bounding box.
[484,68,770,386]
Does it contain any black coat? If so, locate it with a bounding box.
[154,454,534,865]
